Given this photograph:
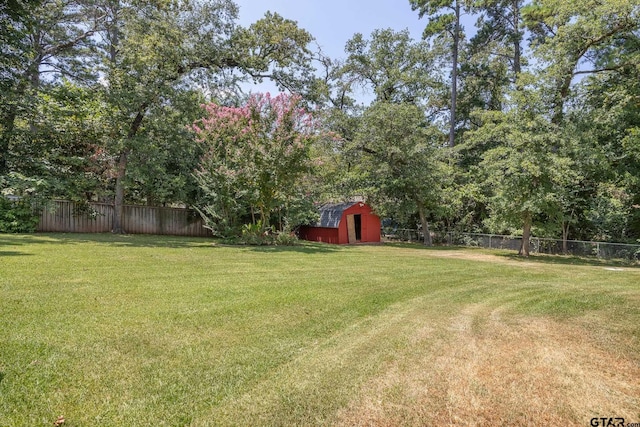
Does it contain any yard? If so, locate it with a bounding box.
[1,234,639,426]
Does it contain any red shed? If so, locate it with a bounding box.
[299,202,381,244]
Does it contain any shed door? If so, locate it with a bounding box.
[346,214,356,243]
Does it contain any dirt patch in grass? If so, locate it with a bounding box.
[422,250,507,264]
[411,249,545,269]
[335,305,640,426]
[419,248,640,270]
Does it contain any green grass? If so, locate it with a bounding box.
[1,234,639,426]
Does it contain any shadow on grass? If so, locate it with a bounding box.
[249,241,471,253]
[0,235,44,249]
[383,241,640,268]
[498,252,639,268]
[382,241,639,268]
[246,241,466,254]
[2,233,346,252]
[0,250,33,257]
[0,233,213,249]
[381,242,469,251]
[242,242,346,254]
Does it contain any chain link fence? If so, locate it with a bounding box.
[382,229,640,261]
[447,232,640,260]
[382,228,425,242]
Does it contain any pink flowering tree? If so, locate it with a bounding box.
[193,93,319,236]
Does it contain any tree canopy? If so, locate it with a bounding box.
[1,0,639,253]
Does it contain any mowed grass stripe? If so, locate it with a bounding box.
[0,233,638,426]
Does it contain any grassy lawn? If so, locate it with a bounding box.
[1,233,639,426]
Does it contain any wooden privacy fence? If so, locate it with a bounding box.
[37,200,211,237]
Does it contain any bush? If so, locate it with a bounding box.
[0,197,40,233]
[273,231,299,246]
[220,221,299,246]
[239,221,268,245]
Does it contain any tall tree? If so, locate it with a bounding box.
[472,0,525,78]
[453,0,525,239]
[230,11,314,95]
[314,29,445,205]
[124,89,206,207]
[10,81,110,201]
[97,0,313,233]
[410,0,467,147]
[352,102,449,246]
[342,28,441,107]
[467,76,573,256]
[458,0,525,119]
[523,0,639,124]
[1,0,101,177]
[298,50,366,202]
[573,36,640,239]
[193,93,319,235]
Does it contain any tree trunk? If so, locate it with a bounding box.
[552,73,573,125]
[518,212,532,257]
[562,221,569,255]
[449,0,460,148]
[112,150,128,234]
[1,60,38,175]
[512,0,522,77]
[418,204,433,246]
[259,205,268,230]
[112,107,148,233]
[0,109,18,175]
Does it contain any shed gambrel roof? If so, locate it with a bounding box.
[312,202,358,228]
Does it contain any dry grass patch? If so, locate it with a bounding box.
[414,249,507,264]
[336,305,640,426]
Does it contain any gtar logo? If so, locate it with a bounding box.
[590,418,625,427]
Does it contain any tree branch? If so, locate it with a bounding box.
[573,63,630,76]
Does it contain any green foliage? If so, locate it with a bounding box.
[523,0,640,122]
[14,82,111,202]
[194,93,319,238]
[221,221,300,246]
[586,183,632,241]
[460,0,525,122]
[0,197,39,233]
[241,221,267,241]
[465,76,575,254]
[94,1,316,233]
[410,0,463,39]
[3,0,640,249]
[125,89,205,206]
[1,0,101,177]
[232,11,314,92]
[575,49,640,239]
[342,29,441,106]
[351,102,451,244]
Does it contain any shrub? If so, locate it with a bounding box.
[273,231,299,246]
[220,221,299,246]
[0,197,40,233]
